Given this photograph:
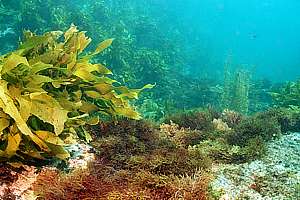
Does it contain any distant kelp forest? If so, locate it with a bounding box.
[0,0,297,120]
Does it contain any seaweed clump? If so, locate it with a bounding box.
[270,80,300,108]
[33,159,212,200]
[89,119,212,176]
[259,107,300,133]
[163,109,282,163]
[33,118,213,200]
[0,24,153,161]
[226,115,281,147]
[31,107,299,198]
[163,109,218,132]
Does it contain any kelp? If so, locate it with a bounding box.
[0,24,153,160]
[221,58,251,115]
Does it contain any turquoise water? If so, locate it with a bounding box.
[180,0,300,81]
[0,0,299,113]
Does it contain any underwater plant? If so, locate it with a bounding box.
[270,80,300,108]
[163,109,218,132]
[248,79,273,113]
[32,118,213,200]
[0,24,153,160]
[226,113,281,147]
[254,107,300,133]
[32,158,212,200]
[221,56,251,115]
[162,108,283,163]
[233,69,250,114]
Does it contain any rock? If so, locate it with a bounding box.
[65,143,95,169]
[211,132,300,199]
[0,142,95,200]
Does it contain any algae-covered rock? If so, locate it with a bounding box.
[211,132,300,199]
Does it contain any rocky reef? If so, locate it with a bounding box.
[211,132,300,199]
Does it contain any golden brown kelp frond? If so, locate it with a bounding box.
[0,25,153,161]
